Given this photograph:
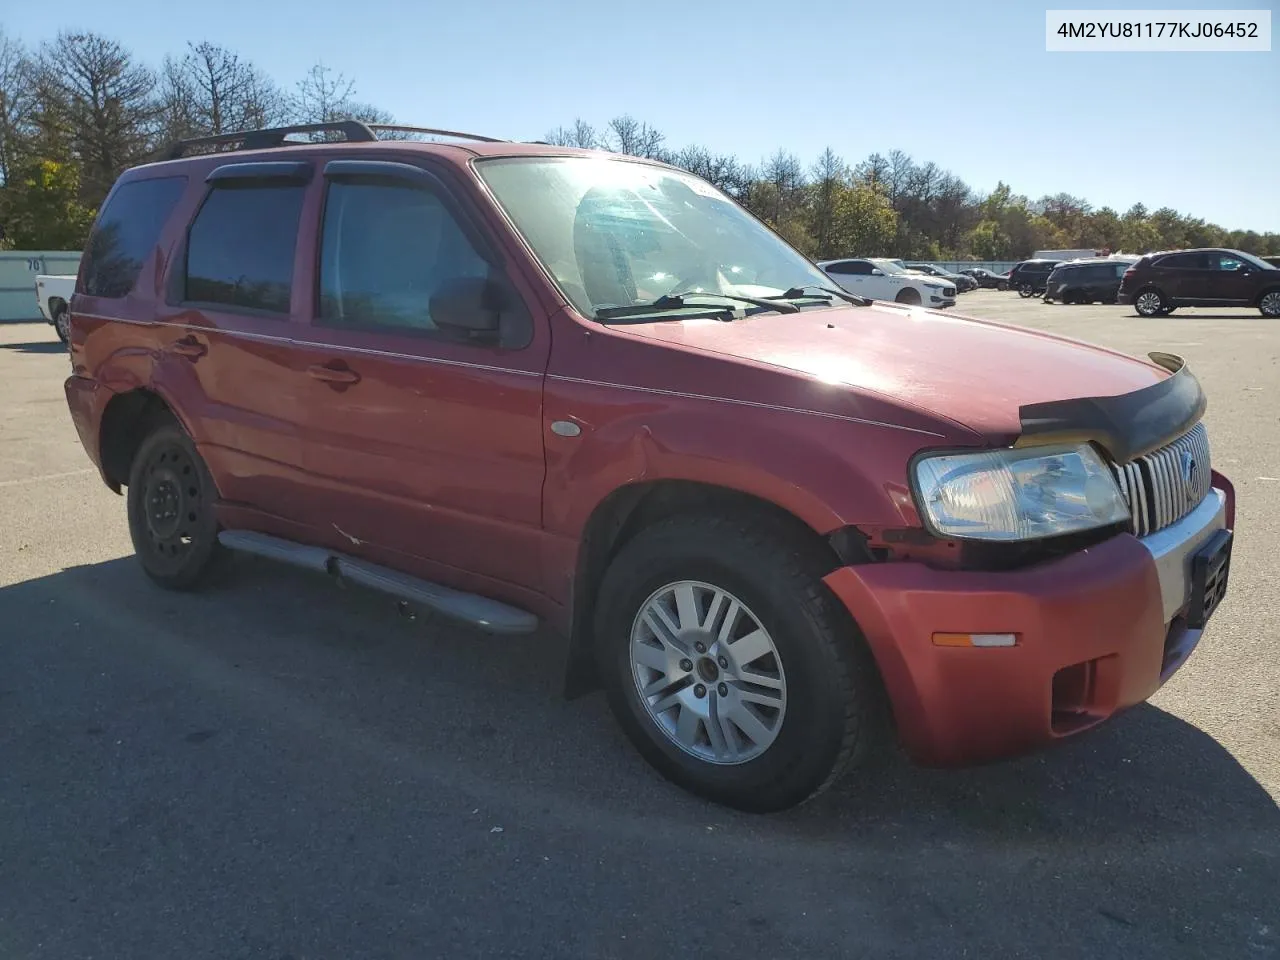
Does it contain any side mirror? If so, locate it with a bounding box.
[430,275,505,341]
[870,268,884,276]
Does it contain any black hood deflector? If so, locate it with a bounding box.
[1014,352,1206,464]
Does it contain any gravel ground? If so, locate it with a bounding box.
[1,293,1276,959]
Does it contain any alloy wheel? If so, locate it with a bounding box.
[1260,291,1280,317]
[1136,291,1163,316]
[629,580,786,765]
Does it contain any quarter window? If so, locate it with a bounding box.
[81,176,187,298]
[184,182,305,313]
[318,179,490,334]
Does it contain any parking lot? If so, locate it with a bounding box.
[1,290,1277,959]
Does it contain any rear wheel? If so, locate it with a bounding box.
[594,514,886,812]
[1018,283,1034,298]
[126,415,225,590]
[1134,289,1165,317]
[1259,290,1280,318]
[53,304,70,345]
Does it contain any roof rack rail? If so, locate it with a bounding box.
[166,121,378,159]
[365,124,508,143]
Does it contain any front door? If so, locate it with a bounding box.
[1206,251,1259,305]
[291,159,550,594]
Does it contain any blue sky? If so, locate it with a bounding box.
[8,0,1278,231]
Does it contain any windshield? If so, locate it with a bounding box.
[870,258,907,274]
[475,157,835,315]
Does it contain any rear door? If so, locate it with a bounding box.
[152,162,315,520]
[290,157,550,593]
[1153,251,1210,301]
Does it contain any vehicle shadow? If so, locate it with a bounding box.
[0,339,65,354]
[3,554,1277,955]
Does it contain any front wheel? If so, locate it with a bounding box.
[1259,290,1280,318]
[126,415,226,590]
[594,515,886,812]
[894,287,922,305]
[1018,283,1034,298]
[1134,289,1165,317]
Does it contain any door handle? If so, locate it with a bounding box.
[307,361,361,386]
[170,335,207,359]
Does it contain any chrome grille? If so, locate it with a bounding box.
[1110,422,1211,538]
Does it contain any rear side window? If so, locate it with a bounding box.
[1156,252,1208,270]
[184,182,306,313]
[81,176,187,298]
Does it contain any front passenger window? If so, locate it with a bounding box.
[318,180,490,334]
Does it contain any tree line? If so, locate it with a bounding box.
[1,27,1277,260]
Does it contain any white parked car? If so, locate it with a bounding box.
[816,257,956,308]
[35,274,77,344]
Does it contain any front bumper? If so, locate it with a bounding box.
[823,483,1234,767]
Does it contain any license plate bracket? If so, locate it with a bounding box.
[1187,529,1232,629]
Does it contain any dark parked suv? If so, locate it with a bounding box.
[1118,248,1280,317]
[60,121,1236,812]
[1042,258,1137,304]
[1007,259,1062,297]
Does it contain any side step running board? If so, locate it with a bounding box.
[217,530,538,635]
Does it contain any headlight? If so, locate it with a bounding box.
[913,443,1129,541]
[923,282,944,290]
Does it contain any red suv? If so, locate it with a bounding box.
[63,122,1236,811]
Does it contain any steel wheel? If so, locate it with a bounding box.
[138,441,206,568]
[1260,291,1280,317]
[126,417,225,590]
[1135,290,1164,317]
[629,580,786,765]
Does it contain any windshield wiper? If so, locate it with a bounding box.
[662,291,800,314]
[594,291,799,322]
[769,284,871,306]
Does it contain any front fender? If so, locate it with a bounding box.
[542,380,947,542]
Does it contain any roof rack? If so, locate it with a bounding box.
[365,124,508,143]
[166,121,377,159]
[165,121,508,160]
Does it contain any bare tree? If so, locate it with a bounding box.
[603,114,666,159]
[544,117,598,148]
[809,147,847,255]
[41,31,157,204]
[853,152,890,191]
[0,28,37,184]
[158,41,281,143]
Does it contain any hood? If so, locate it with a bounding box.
[618,301,1167,442]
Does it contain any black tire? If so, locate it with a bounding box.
[1018,283,1034,298]
[1159,305,1176,316]
[1134,288,1165,317]
[126,414,225,590]
[1259,289,1280,318]
[895,287,922,306]
[52,304,70,345]
[997,281,1009,291]
[593,513,887,812]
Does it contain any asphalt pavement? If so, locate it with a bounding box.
[1,293,1277,959]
